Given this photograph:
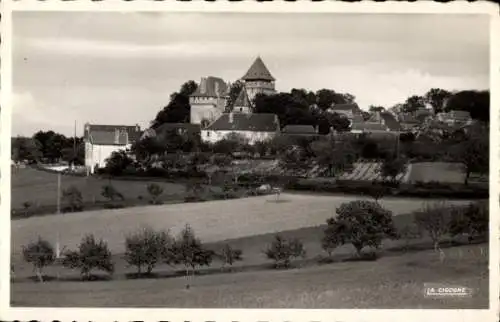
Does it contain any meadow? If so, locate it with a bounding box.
[11,221,488,308]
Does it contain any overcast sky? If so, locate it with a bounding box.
[13,12,489,137]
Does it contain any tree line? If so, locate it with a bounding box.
[12,130,85,165]
[20,199,487,283]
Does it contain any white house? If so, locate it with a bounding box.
[84,123,141,174]
[201,113,280,145]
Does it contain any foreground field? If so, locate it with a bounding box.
[11,193,474,257]
[11,239,488,308]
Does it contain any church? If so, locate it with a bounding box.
[191,57,281,144]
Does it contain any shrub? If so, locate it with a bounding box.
[413,202,451,252]
[367,182,390,203]
[449,201,489,242]
[62,185,84,212]
[124,227,173,275]
[184,181,205,202]
[101,184,124,202]
[324,200,398,257]
[146,183,164,205]
[22,237,55,282]
[379,156,407,183]
[264,235,306,268]
[62,234,114,280]
[218,244,243,270]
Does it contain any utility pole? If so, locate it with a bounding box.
[56,172,61,258]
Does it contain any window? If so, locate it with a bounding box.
[207,131,211,137]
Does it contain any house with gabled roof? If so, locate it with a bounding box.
[84,123,141,174]
[326,103,362,121]
[201,112,280,145]
[281,124,320,137]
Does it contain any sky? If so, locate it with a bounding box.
[12,12,490,137]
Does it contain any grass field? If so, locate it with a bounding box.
[11,167,188,210]
[11,222,488,308]
[10,192,475,257]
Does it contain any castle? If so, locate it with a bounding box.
[189,56,277,126]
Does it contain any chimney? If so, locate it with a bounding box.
[200,77,207,94]
[229,112,234,124]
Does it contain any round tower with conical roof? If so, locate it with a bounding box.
[241,56,276,102]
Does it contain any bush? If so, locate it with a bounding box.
[324,200,398,257]
[184,181,205,202]
[62,234,114,280]
[101,184,124,202]
[146,183,164,205]
[413,202,452,252]
[124,227,173,275]
[62,185,84,212]
[264,235,306,268]
[449,201,489,242]
[22,237,55,282]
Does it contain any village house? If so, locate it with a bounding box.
[84,123,142,174]
[326,103,362,122]
[201,113,280,145]
[350,111,401,137]
[436,110,472,126]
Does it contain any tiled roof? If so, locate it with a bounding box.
[282,125,317,134]
[380,112,401,131]
[233,88,252,108]
[191,76,228,97]
[84,124,141,145]
[206,113,279,132]
[155,123,201,136]
[351,122,387,132]
[329,103,360,112]
[242,57,275,81]
[449,110,471,119]
[352,114,364,123]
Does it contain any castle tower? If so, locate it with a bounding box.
[232,87,252,114]
[189,76,229,125]
[241,56,276,102]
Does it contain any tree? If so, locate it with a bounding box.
[379,156,408,183]
[369,105,385,113]
[146,183,164,205]
[326,112,351,132]
[279,146,308,175]
[11,137,42,163]
[124,227,173,275]
[413,202,451,252]
[104,150,134,176]
[62,234,114,280]
[311,137,356,177]
[22,237,55,282]
[324,200,398,257]
[316,89,337,110]
[424,88,452,114]
[453,123,489,185]
[225,80,244,111]
[449,201,489,242]
[445,90,489,122]
[171,225,213,287]
[151,80,198,128]
[264,235,306,268]
[184,181,205,202]
[218,244,243,271]
[33,130,67,163]
[62,185,84,212]
[402,95,426,113]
